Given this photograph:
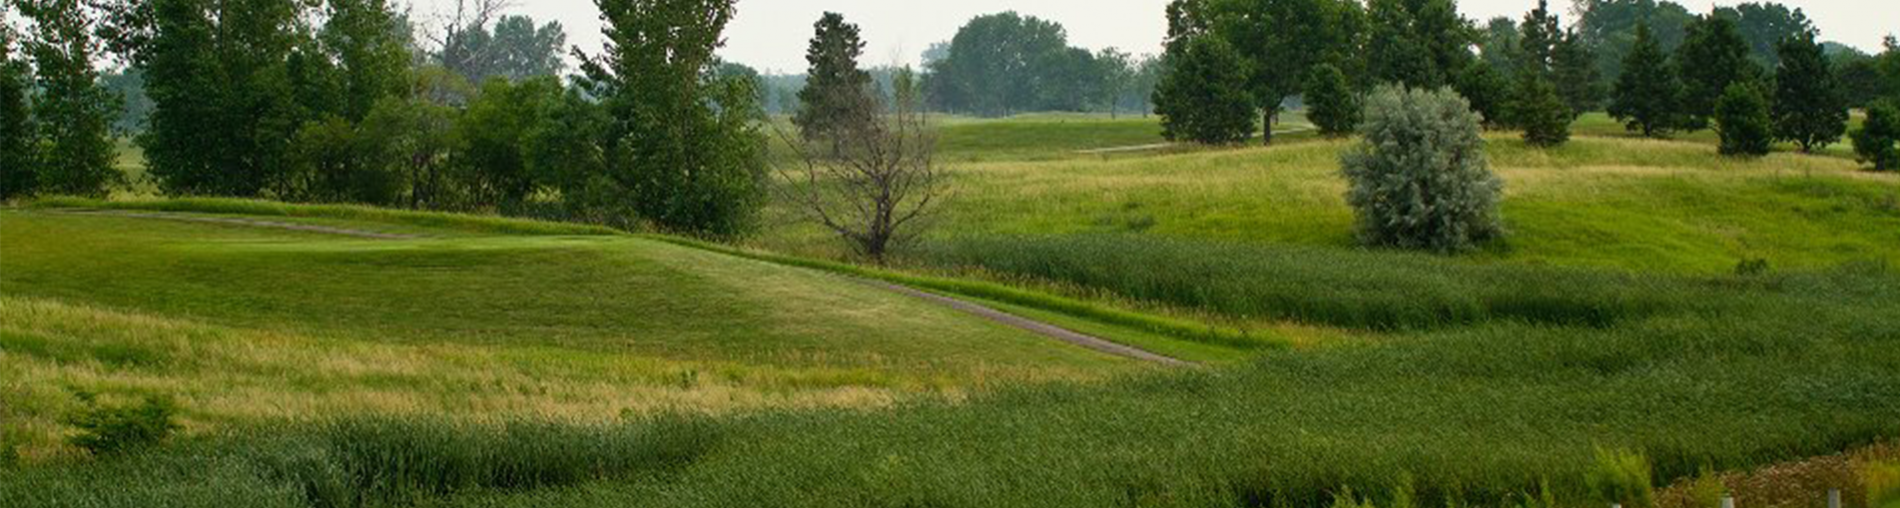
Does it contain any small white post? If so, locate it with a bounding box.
[1828,489,1841,508]
[1722,495,1736,508]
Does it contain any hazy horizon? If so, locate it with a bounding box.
[404,0,1896,74]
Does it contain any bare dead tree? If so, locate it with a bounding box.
[775,68,946,264]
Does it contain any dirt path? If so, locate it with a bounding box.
[1074,126,1318,155]
[48,209,425,240]
[36,208,1190,366]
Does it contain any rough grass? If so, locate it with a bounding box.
[0,210,1176,460]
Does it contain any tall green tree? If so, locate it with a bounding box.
[1154,35,1255,145]
[1517,0,1559,75]
[1096,48,1136,118]
[1304,63,1358,137]
[454,77,562,209]
[1573,0,1695,80]
[1609,23,1683,137]
[1365,0,1471,89]
[924,12,1085,117]
[14,0,119,198]
[323,0,410,122]
[580,0,765,236]
[1206,0,1364,144]
[0,22,35,200]
[1713,2,1814,69]
[1675,14,1757,130]
[793,12,872,146]
[1454,60,1510,128]
[439,15,568,85]
[1771,32,1848,153]
[1476,17,1523,77]
[1552,30,1604,114]
[1714,82,1773,157]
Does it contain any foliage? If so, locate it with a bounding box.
[358,96,457,210]
[1714,82,1773,157]
[1304,63,1360,137]
[1771,33,1849,153]
[580,0,766,236]
[1675,14,1758,130]
[1512,71,1572,147]
[1154,35,1256,145]
[1553,30,1605,114]
[438,14,567,85]
[1712,2,1814,70]
[924,12,1102,117]
[1195,0,1365,144]
[793,12,873,149]
[1341,86,1502,252]
[15,0,120,198]
[1610,23,1684,138]
[1587,448,1657,508]
[322,0,410,122]
[63,394,179,456]
[1477,17,1524,76]
[454,77,562,209]
[1573,0,1695,80]
[1365,0,1472,89]
[0,24,34,200]
[1454,60,1511,128]
[1853,101,1900,171]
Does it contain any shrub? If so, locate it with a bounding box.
[1589,448,1657,508]
[1155,36,1257,145]
[1341,85,1503,253]
[1512,72,1573,147]
[1306,63,1361,137]
[1854,101,1900,171]
[1714,83,1774,158]
[64,395,179,456]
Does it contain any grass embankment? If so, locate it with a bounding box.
[7,255,1897,507]
[759,134,1900,275]
[0,209,1193,461]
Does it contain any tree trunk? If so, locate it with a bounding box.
[1261,109,1276,145]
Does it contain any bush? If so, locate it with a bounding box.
[1854,101,1900,171]
[1341,86,1503,252]
[1512,72,1573,147]
[1306,63,1361,137]
[64,395,179,456]
[1589,448,1657,508]
[1714,83,1773,158]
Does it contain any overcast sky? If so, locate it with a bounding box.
[406,0,1896,74]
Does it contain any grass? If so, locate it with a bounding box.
[0,209,1197,460]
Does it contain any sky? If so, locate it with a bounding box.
[404,0,1897,74]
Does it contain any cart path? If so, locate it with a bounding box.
[36,208,1191,366]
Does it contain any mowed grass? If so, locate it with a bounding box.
[759,132,1900,275]
[0,210,1163,460]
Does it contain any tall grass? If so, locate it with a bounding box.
[23,197,622,236]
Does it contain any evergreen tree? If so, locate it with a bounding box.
[1517,0,1559,74]
[1454,60,1511,128]
[1552,31,1604,115]
[1852,100,1899,171]
[1154,35,1256,144]
[580,0,766,236]
[1512,71,1571,147]
[1714,82,1772,157]
[1609,23,1683,137]
[16,0,119,198]
[1304,62,1358,137]
[0,24,35,200]
[1675,14,1757,130]
[793,12,873,147]
[1771,32,1848,153]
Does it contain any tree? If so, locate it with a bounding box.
[324,0,412,122]
[1477,17,1523,77]
[0,23,35,200]
[1572,0,1696,80]
[1341,85,1502,253]
[1714,82,1772,157]
[15,0,119,198]
[1852,100,1899,171]
[777,66,945,263]
[1512,72,1571,147]
[439,15,567,85]
[1203,0,1365,144]
[1097,48,1135,118]
[357,96,456,209]
[1366,0,1471,89]
[1552,30,1604,114]
[1305,63,1358,137]
[1454,60,1511,128]
[924,12,1081,117]
[1675,14,1757,130]
[1518,0,1560,75]
[454,76,562,209]
[1154,35,1255,145]
[1834,52,1886,109]
[1771,32,1848,153]
[579,0,766,236]
[794,12,873,148]
[1714,2,1814,69]
[1609,23,1683,137]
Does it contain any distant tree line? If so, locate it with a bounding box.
[1149,0,1900,169]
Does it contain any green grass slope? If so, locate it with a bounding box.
[0,209,1172,460]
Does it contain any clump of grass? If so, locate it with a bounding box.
[1589,448,1656,508]
[1867,462,1900,508]
[63,394,179,457]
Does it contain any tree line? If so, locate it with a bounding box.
[1,0,771,237]
[1152,0,1900,169]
